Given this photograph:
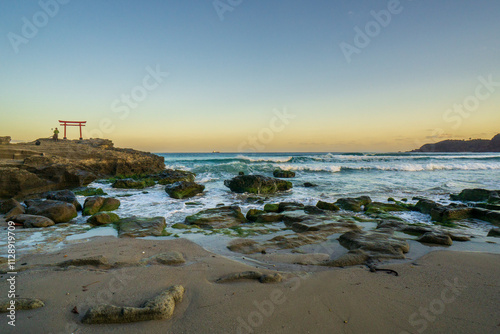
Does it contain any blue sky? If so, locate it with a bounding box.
[1,0,499,152]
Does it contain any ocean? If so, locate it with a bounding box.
[6,152,500,260]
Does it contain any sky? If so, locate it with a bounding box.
[1,0,499,153]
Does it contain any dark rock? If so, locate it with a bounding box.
[472,208,500,226]
[165,181,205,199]
[5,205,25,220]
[414,199,443,214]
[87,212,120,226]
[117,216,167,237]
[365,202,409,214]
[303,182,317,188]
[263,203,279,213]
[25,199,77,223]
[0,198,23,214]
[74,187,107,196]
[155,169,196,185]
[46,190,82,211]
[246,209,283,223]
[316,201,340,211]
[81,285,184,324]
[238,171,245,176]
[335,196,372,212]
[278,202,304,212]
[417,232,453,246]
[83,197,120,216]
[487,228,500,237]
[430,207,474,222]
[273,169,296,178]
[10,214,55,228]
[112,178,155,189]
[450,188,500,202]
[0,167,48,199]
[412,134,500,153]
[224,175,292,194]
[304,205,324,215]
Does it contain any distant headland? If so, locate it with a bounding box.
[411,134,500,153]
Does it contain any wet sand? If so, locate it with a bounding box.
[1,237,499,334]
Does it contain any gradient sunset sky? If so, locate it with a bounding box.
[1,0,499,152]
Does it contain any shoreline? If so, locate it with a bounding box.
[1,236,499,333]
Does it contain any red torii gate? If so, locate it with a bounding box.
[59,120,86,140]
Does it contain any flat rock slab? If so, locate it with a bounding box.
[117,216,167,237]
[227,239,265,254]
[10,214,55,228]
[185,206,247,229]
[152,252,186,265]
[82,285,184,324]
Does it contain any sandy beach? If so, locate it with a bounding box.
[1,236,499,334]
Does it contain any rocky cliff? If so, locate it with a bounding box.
[0,138,165,199]
[412,134,500,152]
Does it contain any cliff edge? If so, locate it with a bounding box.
[0,138,165,198]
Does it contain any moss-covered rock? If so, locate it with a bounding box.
[364,202,409,214]
[246,209,283,223]
[224,175,292,194]
[263,203,279,212]
[335,196,372,212]
[155,169,196,185]
[112,178,155,189]
[83,197,120,216]
[74,187,107,197]
[316,200,340,211]
[165,181,205,199]
[87,212,120,226]
[273,169,296,178]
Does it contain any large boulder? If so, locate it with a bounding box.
[246,209,284,223]
[155,169,196,185]
[0,167,49,199]
[316,201,340,212]
[185,206,247,229]
[335,196,372,212]
[430,207,474,222]
[451,189,500,202]
[25,200,77,223]
[273,169,295,178]
[83,197,120,216]
[417,232,453,246]
[414,199,443,214]
[117,216,166,237]
[0,198,24,214]
[165,181,205,199]
[46,190,82,211]
[10,214,55,228]
[224,175,292,194]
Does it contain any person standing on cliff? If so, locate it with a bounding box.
[53,128,60,141]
